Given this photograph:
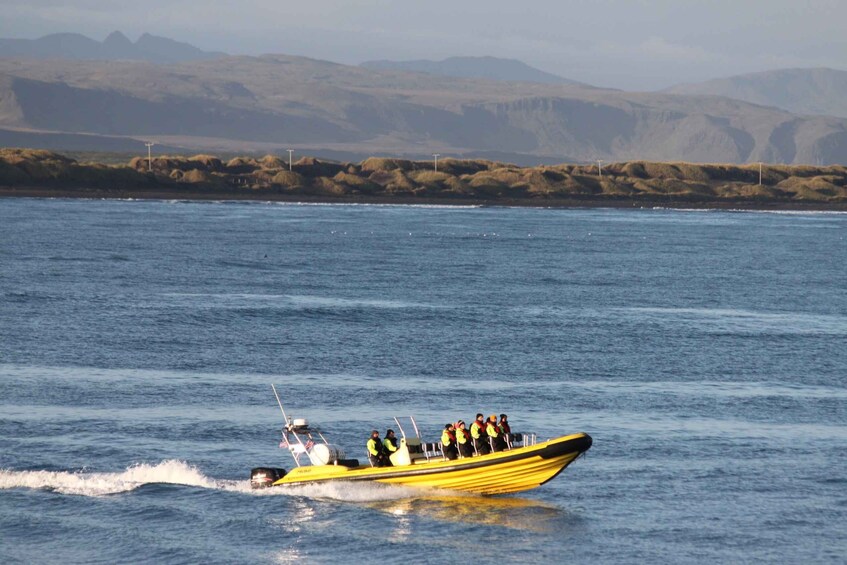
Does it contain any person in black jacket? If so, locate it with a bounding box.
[367,429,390,467]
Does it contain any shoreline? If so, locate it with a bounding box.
[2,187,847,211]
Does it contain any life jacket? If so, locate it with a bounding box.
[383,436,398,452]
[456,427,470,444]
[470,419,487,439]
[486,420,500,438]
[441,429,456,446]
[367,437,382,456]
[499,420,511,435]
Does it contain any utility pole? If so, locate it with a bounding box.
[433,153,440,172]
[597,159,604,179]
[144,142,155,172]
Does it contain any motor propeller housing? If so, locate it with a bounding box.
[250,467,286,489]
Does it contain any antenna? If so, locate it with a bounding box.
[271,384,290,426]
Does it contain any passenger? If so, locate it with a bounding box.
[486,414,506,452]
[441,423,458,460]
[455,420,473,458]
[470,413,490,455]
[383,429,398,455]
[499,414,512,447]
[367,429,390,467]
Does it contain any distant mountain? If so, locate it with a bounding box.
[2,55,847,164]
[361,56,587,86]
[666,68,847,119]
[0,31,225,64]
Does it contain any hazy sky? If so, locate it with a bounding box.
[2,0,846,90]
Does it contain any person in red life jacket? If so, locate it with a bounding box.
[470,413,490,455]
[455,420,474,458]
[441,423,458,460]
[486,414,506,452]
[498,413,512,447]
[499,414,511,435]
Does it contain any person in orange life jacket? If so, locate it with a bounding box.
[499,413,512,446]
[486,414,506,452]
[441,423,458,460]
[383,429,398,454]
[455,420,474,458]
[470,413,490,455]
[367,429,390,467]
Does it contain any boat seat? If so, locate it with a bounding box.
[422,442,443,461]
[336,458,359,468]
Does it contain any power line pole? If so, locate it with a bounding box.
[144,142,155,172]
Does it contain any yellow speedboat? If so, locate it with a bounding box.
[251,387,592,496]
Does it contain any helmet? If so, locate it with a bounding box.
[489,414,497,420]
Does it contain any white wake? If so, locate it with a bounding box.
[0,460,430,501]
[0,460,217,496]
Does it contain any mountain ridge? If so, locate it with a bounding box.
[1,47,847,164]
[361,56,587,86]
[666,67,847,119]
[0,31,225,63]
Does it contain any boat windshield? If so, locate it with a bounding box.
[392,416,421,440]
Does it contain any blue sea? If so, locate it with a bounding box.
[1,198,845,564]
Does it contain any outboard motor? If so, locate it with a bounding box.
[250,467,286,489]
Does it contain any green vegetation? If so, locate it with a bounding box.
[1,148,846,208]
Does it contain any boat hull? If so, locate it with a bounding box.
[272,432,592,495]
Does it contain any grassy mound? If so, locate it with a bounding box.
[3,147,847,205]
[271,170,305,187]
[360,157,417,172]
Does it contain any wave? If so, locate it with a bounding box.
[154,199,481,209]
[567,378,847,400]
[0,460,428,501]
[617,307,847,335]
[160,293,441,310]
[268,202,481,209]
[649,207,847,216]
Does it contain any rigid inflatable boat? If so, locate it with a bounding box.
[251,386,591,496]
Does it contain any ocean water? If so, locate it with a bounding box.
[1,198,845,564]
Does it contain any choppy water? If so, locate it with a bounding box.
[1,199,846,563]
